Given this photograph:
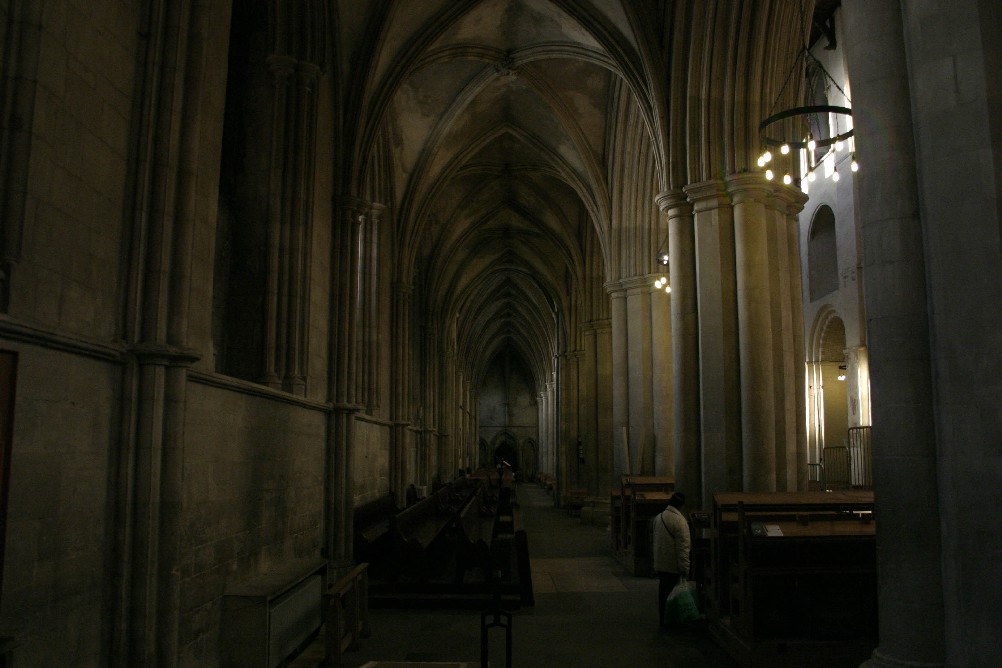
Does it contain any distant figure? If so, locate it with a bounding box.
[405,483,419,507]
[653,492,691,626]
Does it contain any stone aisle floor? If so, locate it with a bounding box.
[319,482,738,668]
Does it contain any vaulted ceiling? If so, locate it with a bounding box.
[332,0,811,395]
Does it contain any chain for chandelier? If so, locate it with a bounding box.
[756,1,858,187]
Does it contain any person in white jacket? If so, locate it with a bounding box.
[652,491,691,625]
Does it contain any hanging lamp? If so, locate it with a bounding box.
[757,2,856,187]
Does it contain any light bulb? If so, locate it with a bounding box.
[851,156,859,172]
[783,174,792,185]
[661,253,670,265]
[665,285,672,294]
[780,144,790,155]
[807,171,816,182]
[763,151,772,163]
[834,140,844,152]
[765,169,774,180]
[807,138,817,151]
[757,156,765,167]
[832,171,840,182]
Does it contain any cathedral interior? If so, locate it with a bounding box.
[1,0,1001,666]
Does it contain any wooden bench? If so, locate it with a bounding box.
[324,563,369,668]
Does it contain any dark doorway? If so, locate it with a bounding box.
[494,441,518,470]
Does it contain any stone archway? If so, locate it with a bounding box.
[519,438,539,479]
[807,307,849,478]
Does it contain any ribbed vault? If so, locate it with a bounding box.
[329,0,816,488]
[352,0,659,399]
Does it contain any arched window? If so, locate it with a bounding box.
[808,205,839,300]
[213,2,268,381]
[805,61,832,164]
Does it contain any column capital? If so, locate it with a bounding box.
[621,275,654,293]
[770,182,810,216]
[367,202,386,222]
[295,60,321,81]
[606,276,660,295]
[266,54,297,83]
[725,172,773,206]
[336,195,369,216]
[131,342,201,367]
[581,318,612,334]
[655,190,690,216]
[682,179,729,213]
[604,280,627,296]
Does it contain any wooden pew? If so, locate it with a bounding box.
[707,491,877,666]
[628,490,674,576]
[352,493,397,572]
[616,476,675,575]
[537,473,555,494]
[452,483,496,583]
[560,487,588,515]
[324,563,369,668]
[389,479,478,580]
[610,487,623,550]
[618,475,675,550]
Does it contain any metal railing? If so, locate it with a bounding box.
[810,426,872,491]
[848,426,873,489]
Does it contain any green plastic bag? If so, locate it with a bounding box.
[663,579,700,624]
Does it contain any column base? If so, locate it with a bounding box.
[862,648,946,668]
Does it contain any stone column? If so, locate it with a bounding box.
[684,180,741,506]
[390,281,412,499]
[546,378,558,485]
[624,277,655,475]
[580,326,598,491]
[772,185,809,491]
[560,352,581,487]
[363,203,384,411]
[261,54,294,390]
[0,2,40,312]
[649,278,673,476]
[842,2,945,665]
[609,284,631,475]
[261,55,319,395]
[594,321,614,492]
[439,348,456,476]
[330,199,365,574]
[538,389,548,475]
[727,174,777,491]
[121,2,206,660]
[657,191,700,501]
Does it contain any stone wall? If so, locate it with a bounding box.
[178,379,326,665]
[353,417,391,506]
[0,344,121,665]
